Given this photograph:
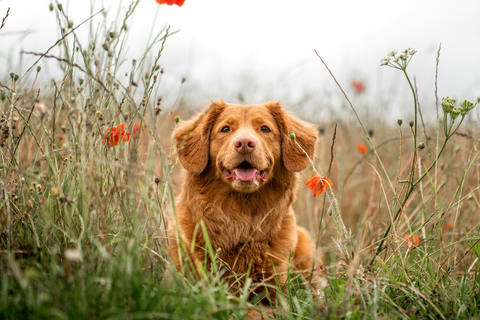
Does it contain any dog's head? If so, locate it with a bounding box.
[174,100,317,193]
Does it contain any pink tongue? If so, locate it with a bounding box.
[234,168,257,181]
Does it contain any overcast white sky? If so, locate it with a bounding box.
[1,0,480,122]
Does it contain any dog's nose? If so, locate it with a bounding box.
[234,136,256,154]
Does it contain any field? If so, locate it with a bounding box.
[1,3,480,319]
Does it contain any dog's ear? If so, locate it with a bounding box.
[266,101,318,172]
[173,100,227,174]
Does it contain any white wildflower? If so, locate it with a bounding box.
[33,99,48,119]
[380,58,390,66]
[388,50,398,57]
[65,248,83,262]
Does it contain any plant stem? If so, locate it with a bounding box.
[369,137,450,266]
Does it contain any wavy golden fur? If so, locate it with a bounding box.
[168,100,318,299]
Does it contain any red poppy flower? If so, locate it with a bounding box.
[403,233,420,249]
[352,79,365,94]
[102,123,130,147]
[156,0,185,6]
[305,176,333,197]
[356,143,369,154]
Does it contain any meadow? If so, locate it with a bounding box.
[1,3,480,319]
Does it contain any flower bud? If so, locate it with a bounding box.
[174,116,180,123]
[102,43,109,51]
[397,119,403,126]
[68,20,74,29]
[441,96,456,114]
[417,142,425,150]
[57,3,63,11]
[36,66,41,72]
[49,2,54,11]
[154,177,160,185]
[409,120,414,127]
[0,93,6,101]
[289,131,296,140]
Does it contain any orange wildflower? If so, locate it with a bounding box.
[305,176,333,197]
[156,0,185,6]
[132,121,142,137]
[352,79,365,94]
[102,123,130,147]
[356,143,369,154]
[403,233,420,249]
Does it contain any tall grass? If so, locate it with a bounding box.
[1,2,480,319]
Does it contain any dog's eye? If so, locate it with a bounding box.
[260,126,271,133]
[221,126,230,133]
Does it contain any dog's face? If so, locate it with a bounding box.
[174,100,318,193]
[209,104,281,192]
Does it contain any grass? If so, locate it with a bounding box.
[1,2,480,319]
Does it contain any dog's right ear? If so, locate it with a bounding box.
[173,101,227,175]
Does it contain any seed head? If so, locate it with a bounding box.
[67,20,74,29]
[0,93,6,101]
[417,142,425,150]
[409,120,414,127]
[289,131,296,140]
[175,116,180,123]
[397,119,403,126]
[154,177,160,185]
[57,4,63,11]
[49,2,54,11]
[36,66,41,73]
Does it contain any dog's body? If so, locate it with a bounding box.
[168,100,318,293]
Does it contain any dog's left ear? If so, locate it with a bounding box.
[267,101,318,172]
[173,100,227,174]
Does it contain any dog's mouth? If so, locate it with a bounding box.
[223,161,268,183]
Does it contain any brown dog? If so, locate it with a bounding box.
[168,100,318,299]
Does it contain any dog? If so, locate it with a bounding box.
[168,100,318,301]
